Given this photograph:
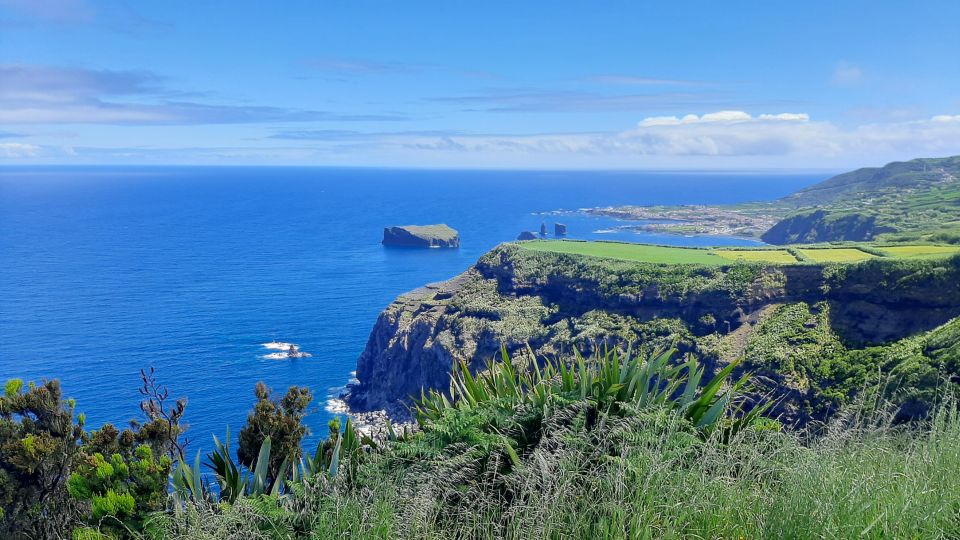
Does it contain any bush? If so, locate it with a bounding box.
[238,383,313,484]
[0,379,85,539]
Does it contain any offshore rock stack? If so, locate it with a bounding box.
[382,224,460,248]
[554,223,567,237]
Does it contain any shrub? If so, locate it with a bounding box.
[238,383,312,484]
[0,379,85,539]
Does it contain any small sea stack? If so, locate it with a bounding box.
[517,231,538,240]
[540,222,548,237]
[382,224,460,248]
[554,223,567,236]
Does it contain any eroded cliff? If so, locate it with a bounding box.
[346,244,960,424]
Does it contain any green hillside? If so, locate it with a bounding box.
[762,156,960,244]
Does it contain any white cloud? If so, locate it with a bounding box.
[379,111,960,167]
[758,113,810,122]
[0,64,408,125]
[0,142,40,157]
[10,110,960,168]
[932,114,960,123]
[637,110,809,128]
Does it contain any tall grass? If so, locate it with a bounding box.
[155,349,960,540]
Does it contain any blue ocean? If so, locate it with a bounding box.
[0,167,822,449]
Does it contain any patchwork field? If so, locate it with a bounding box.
[519,240,724,265]
[714,249,799,264]
[519,240,960,266]
[879,245,960,258]
[796,248,876,263]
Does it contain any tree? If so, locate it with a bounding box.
[69,424,172,538]
[68,368,186,537]
[0,379,85,539]
[237,382,312,482]
[135,367,188,461]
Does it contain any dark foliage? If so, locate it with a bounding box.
[0,379,85,539]
[238,382,312,483]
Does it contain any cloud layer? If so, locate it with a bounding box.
[0,64,406,125]
[364,110,960,166]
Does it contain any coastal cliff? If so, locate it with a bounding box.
[382,224,460,248]
[346,244,960,423]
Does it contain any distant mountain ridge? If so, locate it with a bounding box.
[762,155,960,244]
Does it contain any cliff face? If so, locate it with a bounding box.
[346,245,960,423]
[382,224,460,248]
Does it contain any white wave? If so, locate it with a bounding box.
[262,341,295,350]
[593,229,617,234]
[326,397,350,414]
[261,352,290,360]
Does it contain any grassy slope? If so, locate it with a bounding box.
[763,156,960,244]
[165,370,960,539]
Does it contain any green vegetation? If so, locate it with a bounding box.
[795,247,876,263]
[5,330,960,538]
[519,239,960,266]
[713,248,798,264]
[762,156,960,244]
[880,244,960,258]
[484,243,765,299]
[46,347,956,539]
[592,156,960,245]
[382,223,461,248]
[237,382,312,484]
[0,380,85,539]
[520,239,724,264]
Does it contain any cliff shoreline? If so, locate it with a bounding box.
[344,244,960,425]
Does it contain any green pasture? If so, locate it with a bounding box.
[520,240,960,265]
[713,249,799,264]
[795,248,876,263]
[878,245,960,258]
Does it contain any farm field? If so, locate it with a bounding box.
[520,240,960,266]
[879,245,960,258]
[795,248,877,263]
[519,240,725,265]
[714,249,799,264]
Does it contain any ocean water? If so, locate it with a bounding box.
[0,166,822,449]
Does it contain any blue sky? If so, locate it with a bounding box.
[1,0,959,168]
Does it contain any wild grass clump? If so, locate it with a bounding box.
[156,348,960,540]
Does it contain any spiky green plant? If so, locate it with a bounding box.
[172,430,285,504]
[415,346,768,437]
[294,416,365,484]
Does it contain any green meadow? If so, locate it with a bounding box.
[520,240,960,265]
[795,247,877,263]
[879,245,960,258]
